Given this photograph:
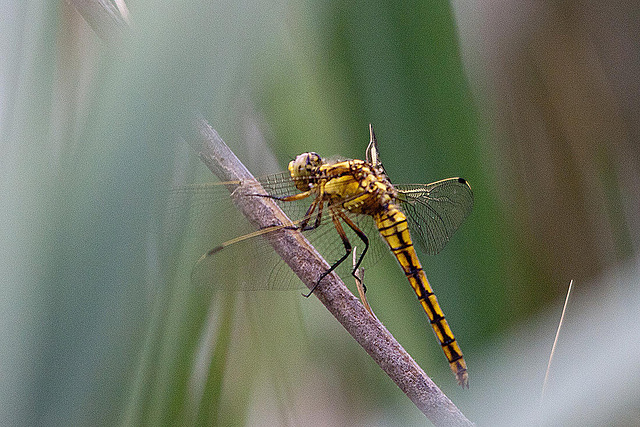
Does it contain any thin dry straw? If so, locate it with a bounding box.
[352,247,376,319]
[541,279,574,405]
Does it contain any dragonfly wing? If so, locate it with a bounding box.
[395,178,473,255]
[189,226,306,291]
[186,204,384,291]
[165,173,388,291]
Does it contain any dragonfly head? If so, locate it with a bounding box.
[289,152,324,191]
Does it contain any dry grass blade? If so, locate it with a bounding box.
[353,247,377,320]
[541,279,575,405]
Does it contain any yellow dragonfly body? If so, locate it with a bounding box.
[273,125,471,387]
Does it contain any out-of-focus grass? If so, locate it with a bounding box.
[2,0,638,426]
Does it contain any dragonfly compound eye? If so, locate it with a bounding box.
[289,152,323,176]
[289,152,324,191]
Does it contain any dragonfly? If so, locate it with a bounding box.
[174,124,473,388]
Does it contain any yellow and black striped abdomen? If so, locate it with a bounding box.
[375,205,469,388]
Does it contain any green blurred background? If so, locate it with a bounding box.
[2,1,639,426]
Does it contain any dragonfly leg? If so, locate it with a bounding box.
[251,191,323,231]
[335,210,370,292]
[252,190,313,202]
[303,208,369,297]
[312,199,324,230]
[303,208,353,297]
[298,198,324,232]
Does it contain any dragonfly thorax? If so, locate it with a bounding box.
[288,148,402,216]
[320,159,399,216]
[289,152,324,191]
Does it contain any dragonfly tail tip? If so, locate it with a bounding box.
[457,370,469,389]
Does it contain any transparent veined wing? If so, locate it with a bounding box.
[396,178,473,255]
[164,173,387,291]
